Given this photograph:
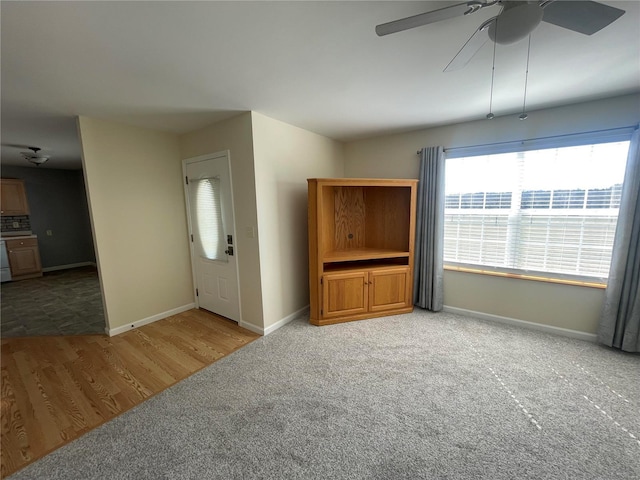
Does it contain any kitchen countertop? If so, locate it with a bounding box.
[1,234,37,240]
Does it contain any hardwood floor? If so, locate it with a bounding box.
[0,309,259,478]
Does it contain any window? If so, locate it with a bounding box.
[444,140,630,281]
[193,177,226,261]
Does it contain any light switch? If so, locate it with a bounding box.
[245,226,255,238]
[12,222,19,228]
[46,230,53,236]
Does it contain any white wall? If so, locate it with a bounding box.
[251,112,344,330]
[179,113,265,331]
[344,94,640,334]
[77,117,194,331]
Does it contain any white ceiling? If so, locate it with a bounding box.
[1,1,639,170]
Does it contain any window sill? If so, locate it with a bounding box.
[443,265,607,289]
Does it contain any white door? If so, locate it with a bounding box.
[184,151,241,322]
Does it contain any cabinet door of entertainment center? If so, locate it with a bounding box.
[322,271,368,319]
[368,267,411,313]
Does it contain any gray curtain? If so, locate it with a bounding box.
[598,128,640,352]
[413,146,445,311]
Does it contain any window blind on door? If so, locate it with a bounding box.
[191,177,226,261]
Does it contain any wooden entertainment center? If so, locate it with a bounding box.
[307,178,418,326]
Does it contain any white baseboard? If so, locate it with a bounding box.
[442,306,597,342]
[237,321,263,335]
[238,305,310,336]
[106,303,196,336]
[42,261,97,273]
[264,305,309,335]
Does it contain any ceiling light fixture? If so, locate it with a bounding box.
[488,3,543,46]
[21,147,50,166]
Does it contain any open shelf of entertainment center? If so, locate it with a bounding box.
[308,178,418,326]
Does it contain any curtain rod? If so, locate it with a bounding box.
[416,148,448,154]
[416,125,638,156]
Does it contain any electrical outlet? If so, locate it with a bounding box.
[46,230,53,236]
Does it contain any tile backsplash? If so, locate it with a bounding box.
[1,215,31,233]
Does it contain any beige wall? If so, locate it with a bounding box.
[178,113,265,330]
[77,95,637,335]
[444,271,606,333]
[251,112,344,329]
[78,111,341,334]
[344,94,640,334]
[77,117,194,331]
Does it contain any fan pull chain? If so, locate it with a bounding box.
[519,34,532,120]
[486,23,498,120]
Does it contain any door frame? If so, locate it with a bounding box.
[182,150,242,322]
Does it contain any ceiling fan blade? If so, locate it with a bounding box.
[444,17,495,72]
[542,1,625,35]
[376,2,486,37]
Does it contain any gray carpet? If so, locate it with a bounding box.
[9,311,640,479]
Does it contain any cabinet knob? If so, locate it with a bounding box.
[20,242,24,245]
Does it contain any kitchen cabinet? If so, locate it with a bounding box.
[6,237,42,280]
[308,178,417,326]
[1,179,30,216]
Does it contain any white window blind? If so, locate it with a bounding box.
[191,177,226,261]
[444,141,630,281]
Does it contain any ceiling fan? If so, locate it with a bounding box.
[376,1,626,72]
[21,147,50,166]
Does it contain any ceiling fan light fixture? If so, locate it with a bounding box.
[488,3,543,45]
[25,156,50,166]
[20,147,50,166]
